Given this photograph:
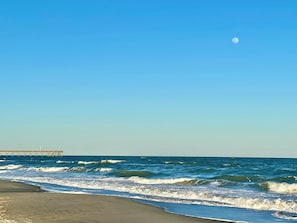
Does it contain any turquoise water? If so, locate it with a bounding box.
[0,156,296,222]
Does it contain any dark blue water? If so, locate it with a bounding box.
[1,156,296,222]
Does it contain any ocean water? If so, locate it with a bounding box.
[0,156,296,223]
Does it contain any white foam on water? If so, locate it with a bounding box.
[1,157,297,222]
[56,160,74,164]
[78,161,99,165]
[96,168,113,172]
[5,175,297,215]
[164,161,192,164]
[267,182,297,195]
[70,167,85,172]
[100,160,125,164]
[210,181,222,186]
[0,165,22,170]
[27,167,69,172]
[129,177,197,185]
[273,211,297,221]
[51,190,89,195]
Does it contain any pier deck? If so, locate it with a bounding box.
[0,150,63,156]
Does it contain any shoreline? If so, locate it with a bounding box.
[0,180,232,223]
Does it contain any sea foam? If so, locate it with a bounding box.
[129,177,198,185]
[28,167,69,172]
[273,211,297,221]
[0,164,22,170]
[266,182,297,195]
[56,160,74,164]
[4,175,297,215]
[96,168,113,172]
[100,159,124,164]
[78,161,99,165]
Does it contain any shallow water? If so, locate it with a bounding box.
[0,156,296,222]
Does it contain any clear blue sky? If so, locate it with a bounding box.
[0,0,296,157]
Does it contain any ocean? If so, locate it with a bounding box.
[0,156,296,223]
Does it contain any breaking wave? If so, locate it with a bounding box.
[4,176,297,216]
[213,175,264,183]
[128,177,199,185]
[70,167,85,172]
[0,164,22,170]
[56,160,74,164]
[78,161,99,165]
[95,168,113,172]
[263,182,297,195]
[101,159,125,164]
[27,167,69,172]
[1,156,297,222]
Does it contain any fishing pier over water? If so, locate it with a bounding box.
[0,150,63,157]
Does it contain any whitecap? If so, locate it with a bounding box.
[100,160,124,164]
[96,168,113,172]
[267,182,297,195]
[0,164,22,170]
[56,160,74,164]
[78,161,99,165]
[4,175,297,215]
[128,177,198,185]
[27,167,69,172]
[70,167,85,172]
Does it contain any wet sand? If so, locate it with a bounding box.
[0,180,231,223]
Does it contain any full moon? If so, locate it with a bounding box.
[232,37,239,44]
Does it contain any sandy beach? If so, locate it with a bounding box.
[0,180,231,223]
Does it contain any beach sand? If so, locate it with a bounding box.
[0,180,230,223]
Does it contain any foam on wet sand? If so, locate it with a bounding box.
[0,180,231,223]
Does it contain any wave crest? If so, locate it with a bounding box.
[28,167,69,172]
[56,160,74,164]
[129,177,199,185]
[213,175,263,183]
[70,167,85,172]
[5,176,297,215]
[264,182,297,195]
[101,160,124,164]
[78,161,99,165]
[95,168,113,172]
[0,164,22,170]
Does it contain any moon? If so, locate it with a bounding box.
[232,37,239,44]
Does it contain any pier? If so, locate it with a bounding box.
[0,150,63,157]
